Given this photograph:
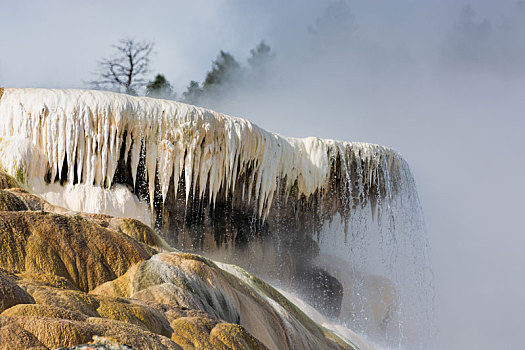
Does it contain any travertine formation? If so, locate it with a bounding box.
[0,169,356,350]
[0,88,432,348]
[0,88,405,234]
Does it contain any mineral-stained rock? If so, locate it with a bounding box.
[0,315,180,350]
[0,168,20,190]
[94,296,173,337]
[57,335,133,349]
[0,211,154,291]
[0,189,29,211]
[0,271,267,350]
[1,187,68,213]
[170,316,266,350]
[83,214,173,252]
[0,270,34,313]
[1,304,87,321]
[0,316,48,350]
[93,252,354,350]
[2,316,95,349]
[17,271,78,290]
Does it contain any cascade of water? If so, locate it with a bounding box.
[316,153,433,349]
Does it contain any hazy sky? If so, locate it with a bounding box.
[1,1,524,349]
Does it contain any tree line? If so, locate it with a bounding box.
[90,39,274,106]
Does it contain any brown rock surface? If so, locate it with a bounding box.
[0,316,48,350]
[83,214,173,252]
[0,211,154,291]
[0,275,266,350]
[0,270,34,313]
[0,189,29,211]
[93,252,354,350]
[1,304,87,321]
[1,187,68,213]
[170,316,266,350]
[0,167,20,190]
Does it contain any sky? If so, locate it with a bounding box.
[1,1,524,349]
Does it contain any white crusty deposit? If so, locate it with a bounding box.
[0,88,403,222]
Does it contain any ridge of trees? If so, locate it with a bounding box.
[182,41,273,105]
[90,39,274,106]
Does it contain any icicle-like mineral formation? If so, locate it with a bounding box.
[0,88,401,228]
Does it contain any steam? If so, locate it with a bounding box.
[169,2,525,349]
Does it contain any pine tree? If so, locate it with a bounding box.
[182,80,204,105]
[203,51,241,91]
[248,41,273,71]
[146,74,175,99]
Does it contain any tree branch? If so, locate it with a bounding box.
[90,39,154,93]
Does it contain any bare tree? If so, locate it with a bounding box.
[91,39,154,94]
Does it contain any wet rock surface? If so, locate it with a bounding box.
[293,265,344,319]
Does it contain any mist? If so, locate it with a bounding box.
[212,4,525,347]
[1,1,524,348]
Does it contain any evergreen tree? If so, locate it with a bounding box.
[146,74,174,99]
[248,41,273,71]
[181,42,274,106]
[203,51,241,91]
[247,41,274,82]
[182,80,204,105]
